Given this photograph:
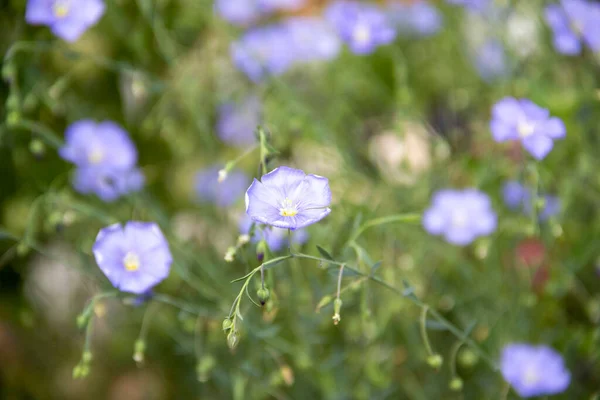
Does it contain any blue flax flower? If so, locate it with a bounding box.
[93,221,172,294]
[490,97,566,160]
[423,189,497,246]
[214,0,262,26]
[59,120,144,201]
[245,166,331,230]
[239,215,308,251]
[545,0,600,55]
[325,1,396,55]
[389,1,442,37]
[195,164,250,208]
[26,0,105,42]
[501,343,570,398]
[473,40,509,82]
[217,95,261,147]
[284,17,342,63]
[503,181,561,221]
[231,26,293,82]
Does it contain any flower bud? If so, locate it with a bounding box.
[29,139,45,159]
[237,234,250,246]
[133,339,146,363]
[257,287,270,306]
[224,247,236,262]
[72,364,82,379]
[449,377,463,391]
[82,351,93,364]
[256,240,267,263]
[332,298,342,325]
[426,354,443,369]
[76,314,88,329]
[6,111,20,127]
[227,331,239,350]
[222,318,233,332]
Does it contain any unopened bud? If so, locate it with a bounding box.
[449,377,463,391]
[6,111,20,127]
[224,247,236,262]
[426,354,443,369]
[29,139,45,159]
[82,351,93,364]
[237,234,250,246]
[332,298,342,325]
[458,348,478,367]
[76,314,88,329]
[227,331,239,350]
[257,287,270,306]
[72,364,82,379]
[133,339,146,363]
[222,318,233,332]
[256,240,267,263]
[218,169,228,183]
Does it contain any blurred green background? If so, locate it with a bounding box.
[2,0,600,398]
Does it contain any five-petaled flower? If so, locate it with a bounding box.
[245,166,332,230]
[325,1,396,55]
[544,0,600,55]
[26,0,105,42]
[500,343,571,398]
[490,97,566,160]
[423,189,497,246]
[93,221,173,294]
[59,120,144,201]
[239,215,309,251]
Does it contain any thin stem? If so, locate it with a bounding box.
[260,264,265,290]
[11,119,64,149]
[420,306,434,356]
[449,340,464,377]
[348,213,421,244]
[152,293,210,317]
[336,265,344,300]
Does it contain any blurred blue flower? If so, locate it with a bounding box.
[423,189,497,246]
[231,26,294,82]
[195,164,250,207]
[239,215,309,251]
[545,0,600,55]
[284,17,342,62]
[259,0,306,12]
[25,0,105,42]
[217,95,261,147]
[446,0,491,12]
[214,0,262,26]
[325,1,396,54]
[59,120,144,201]
[60,120,138,169]
[500,343,570,398]
[473,39,509,82]
[92,221,172,294]
[388,1,442,37]
[490,97,566,160]
[73,165,145,202]
[245,166,331,230]
[503,181,561,221]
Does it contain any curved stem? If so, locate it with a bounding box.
[420,305,434,356]
[348,213,421,244]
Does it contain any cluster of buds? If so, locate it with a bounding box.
[222,317,239,350]
[72,351,93,379]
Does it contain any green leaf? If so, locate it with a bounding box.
[316,245,334,260]
[370,261,382,274]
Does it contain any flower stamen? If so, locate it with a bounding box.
[123,251,140,272]
[279,197,298,217]
[53,1,71,18]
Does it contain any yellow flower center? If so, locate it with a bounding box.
[517,120,535,138]
[52,1,70,18]
[279,197,298,217]
[123,252,140,272]
[88,149,104,164]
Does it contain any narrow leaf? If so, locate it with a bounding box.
[316,245,334,260]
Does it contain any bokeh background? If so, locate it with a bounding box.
[2,0,600,398]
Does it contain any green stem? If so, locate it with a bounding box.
[11,119,64,149]
[420,305,434,356]
[348,213,421,244]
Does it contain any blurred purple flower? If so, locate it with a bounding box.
[93,221,172,294]
[545,0,600,55]
[423,189,497,246]
[214,0,262,26]
[259,0,306,12]
[502,181,561,221]
[388,1,442,37]
[490,97,566,160]
[325,1,396,55]
[59,120,144,201]
[446,0,490,12]
[239,215,309,251]
[245,166,331,230]
[217,95,262,147]
[473,40,509,82]
[500,343,570,398]
[195,165,249,207]
[60,120,137,169]
[231,26,293,82]
[73,166,145,202]
[26,0,105,42]
[284,17,342,62]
